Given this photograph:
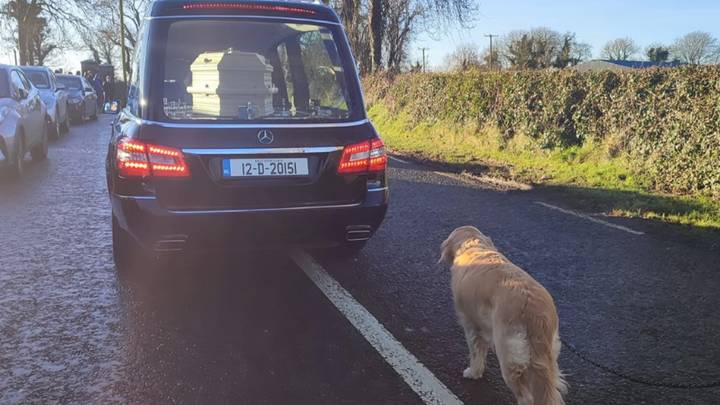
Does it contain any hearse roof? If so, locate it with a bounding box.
[150,0,340,23]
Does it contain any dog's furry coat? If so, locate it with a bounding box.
[440,226,567,405]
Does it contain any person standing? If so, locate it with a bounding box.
[103,75,114,105]
[92,73,104,108]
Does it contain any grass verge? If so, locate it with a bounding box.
[369,104,720,233]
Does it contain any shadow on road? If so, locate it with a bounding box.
[540,184,720,248]
[104,253,415,404]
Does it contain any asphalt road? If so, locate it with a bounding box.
[1,115,719,404]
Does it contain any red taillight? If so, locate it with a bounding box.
[338,139,387,174]
[368,139,388,172]
[182,3,316,15]
[117,139,189,178]
[147,144,190,177]
[117,140,150,177]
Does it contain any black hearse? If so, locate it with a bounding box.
[107,0,389,269]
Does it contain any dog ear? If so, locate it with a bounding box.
[438,236,454,265]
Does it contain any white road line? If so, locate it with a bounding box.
[290,250,463,405]
[535,201,645,236]
[389,155,410,164]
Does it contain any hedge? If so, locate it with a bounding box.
[363,68,720,200]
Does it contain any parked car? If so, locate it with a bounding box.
[0,65,48,177]
[20,66,69,138]
[107,0,388,269]
[57,75,98,123]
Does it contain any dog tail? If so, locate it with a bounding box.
[529,331,567,405]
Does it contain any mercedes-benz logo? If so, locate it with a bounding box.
[257,129,274,145]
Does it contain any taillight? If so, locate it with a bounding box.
[117,139,189,178]
[338,139,387,174]
[117,140,150,177]
[147,144,190,177]
[182,3,316,15]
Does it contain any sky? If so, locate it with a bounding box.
[412,0,720,69]
[2,0,719,70]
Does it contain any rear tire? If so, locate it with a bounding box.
[31,127,48,161]
[49,114,61,139]
[61,113,70,134]
[8,136,24,178]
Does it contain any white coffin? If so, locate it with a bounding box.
[187,50,277,118]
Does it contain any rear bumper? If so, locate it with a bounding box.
[68,103,83,119]
[111,187,389,252]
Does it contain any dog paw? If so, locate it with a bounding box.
[463,367,483,380]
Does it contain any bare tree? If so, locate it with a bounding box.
[77,0,149,78]
[0,0,88,65]
[384,0,424,72]
[1,0,43,64]
[444,43,481,71]
[530,27,561,68]
[570,41,592,65]
[338,0,475,73]
[502,31,536,69]
[672,31,719,65]
[368,0,382,71]
[601,37,638,61]
[30,16,57,65]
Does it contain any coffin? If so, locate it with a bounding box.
[186,50,277,118]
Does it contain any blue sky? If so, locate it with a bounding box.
[414,0,720,68]
[2,1,718,70]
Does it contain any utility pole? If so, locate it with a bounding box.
[419,47,429,72]
[120,0,128,84]
[13,48,18,65]
[485,34,498,70]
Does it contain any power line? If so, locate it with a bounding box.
[419,47,429,72]
[484,34,498,70]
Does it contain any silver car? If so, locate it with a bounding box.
[21,66,69,139]
[0,65,48,177]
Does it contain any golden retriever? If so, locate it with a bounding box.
[440,226,567,405]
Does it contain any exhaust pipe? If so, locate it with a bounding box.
[346,225,372,242]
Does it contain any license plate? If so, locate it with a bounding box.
[222,158,309,177]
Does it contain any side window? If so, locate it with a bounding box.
[10,71,26,97]
[127,23,147,116]
[274,30,350,116]
[17,71,32,92]
[298,30,348,111]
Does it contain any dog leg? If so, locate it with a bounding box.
[502,369,533,405]
[462,326,489,379]
[496,332,533,405]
